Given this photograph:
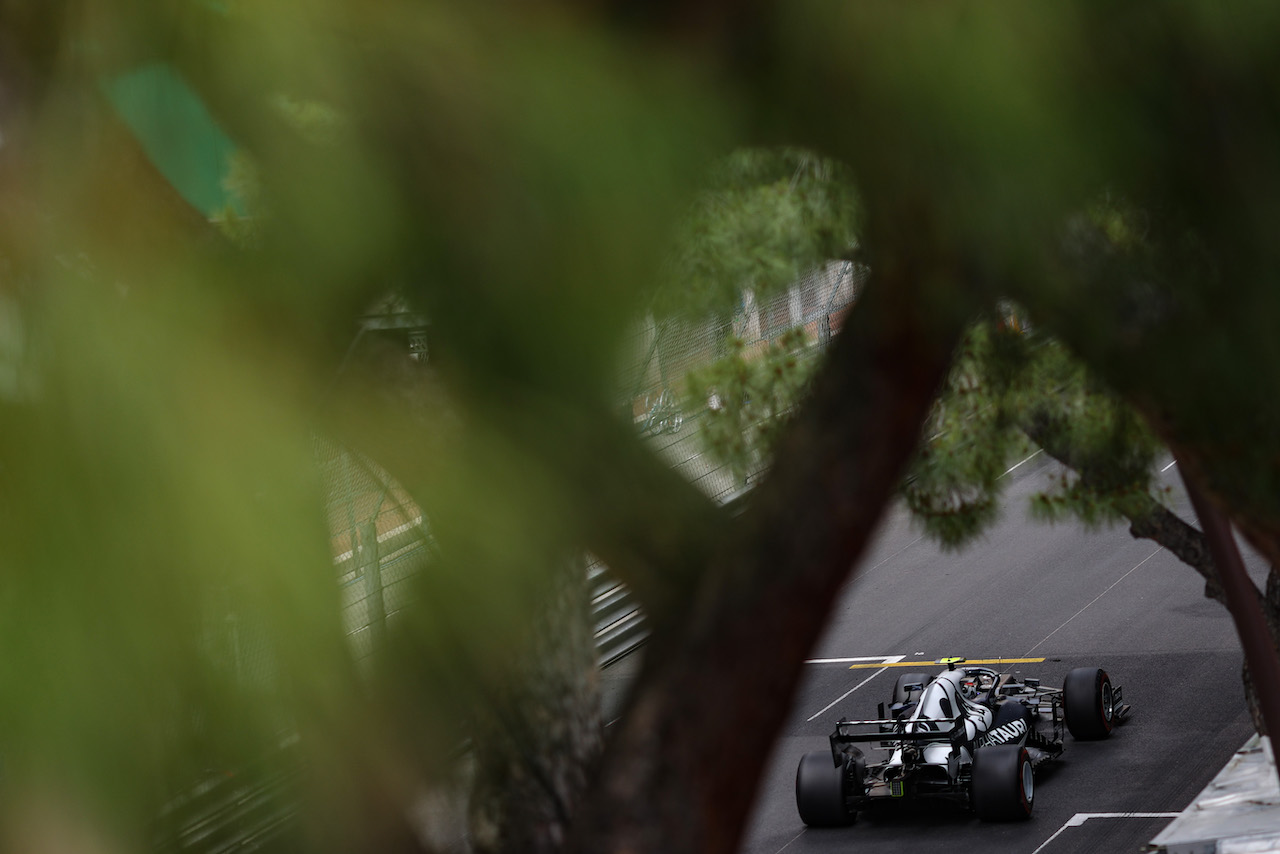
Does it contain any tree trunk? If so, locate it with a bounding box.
[1183,475,1280,758]
[468,558,603,854]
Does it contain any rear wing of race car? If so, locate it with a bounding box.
[828,717,967,765]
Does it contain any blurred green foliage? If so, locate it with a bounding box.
[657,149,859,318]
[0,1,733,847]
[3,1,1280,851]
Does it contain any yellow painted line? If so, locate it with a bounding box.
[848,657,1046,670]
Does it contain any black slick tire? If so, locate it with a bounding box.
[1063,667,1115,740]
[971,744,1034,821]
[795,752,854,827]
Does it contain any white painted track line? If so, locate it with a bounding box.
[1003,448,1043,476]
[1030,812,1179,854]
[773,829,805,852]
[806,655,905,722]
[1023,546,1162,656]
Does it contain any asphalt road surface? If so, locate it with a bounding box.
[741,453,1262,854]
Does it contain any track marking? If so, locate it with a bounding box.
[847,657,1045,670]
[860,537,921,578]
[805,656,897,665]
[1024,547,1161,656]
[773,829,805,852]
[1030,812,1179,854]
[807,655,905,722]
[1162,460,1178,473]
[1003,448,1043,476]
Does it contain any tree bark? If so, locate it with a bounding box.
[1183,474,1280,757]
[469,558,603,854]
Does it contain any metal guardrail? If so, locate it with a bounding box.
[333,520,649,669]
[591,482,755,669]
[591,560,650,668]
[153,737,303,853]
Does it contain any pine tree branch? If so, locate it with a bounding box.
[1019,408,1227,601]
[1125,498,1224,603]
[1016,404,1280,646]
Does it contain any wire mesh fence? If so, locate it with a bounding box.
[315,435,432,670]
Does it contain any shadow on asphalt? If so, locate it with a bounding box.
[853,799,975,828]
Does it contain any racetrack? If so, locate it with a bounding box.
[740,453,1261,854]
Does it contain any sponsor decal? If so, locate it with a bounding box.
[977,718,1027,748]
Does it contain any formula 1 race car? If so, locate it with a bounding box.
[795,659,1130,825]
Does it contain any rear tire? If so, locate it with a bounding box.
[795,752,855,827]
[1064,667,1115,740]
[971,745,1034,821]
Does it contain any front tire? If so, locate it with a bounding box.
[1064,667,1115,740]
[971,745,1034,821]
[795,752,855,827]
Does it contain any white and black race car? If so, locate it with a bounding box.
[796,658,1130,825]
